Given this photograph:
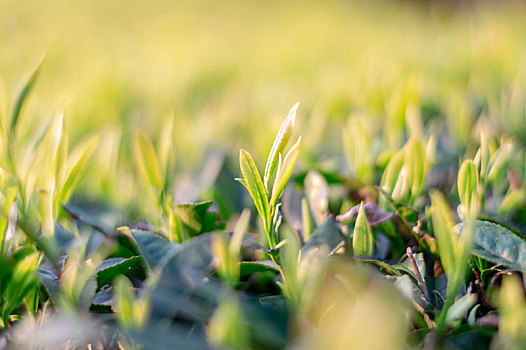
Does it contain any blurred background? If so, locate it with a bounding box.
[1,0,526,222]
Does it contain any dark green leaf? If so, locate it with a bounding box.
[131,230,180,269]
[173,201,225,237]
[96,256,145,289]
[239,261,280,277]
[459,220,526,270]
[301,218,343,257]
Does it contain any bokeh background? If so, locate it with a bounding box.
[2,0,526,221]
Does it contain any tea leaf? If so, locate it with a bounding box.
[238,149,269,224]
[430,190,456,276]
[10,57,44,137]
[133,132,163,192]
[353,202,374,256]
[270,137,301,208]
[463,220,526,270]
[457,159,479,213]
[264,103,298,190]
[173,201,224,237]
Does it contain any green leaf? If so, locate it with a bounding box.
[10,57,44,137]
[460,220,526,270]
[352,202,374,256]
[301,197,315,241]
[457,159,479,213]
[114,275,137,329]
[301,218,343,257]
[238,149,269,224]
[264,103,298,190]
[380,150,404,195]
[430,190,457,276]
[57,134,100,206]
[404,137,426,196]
[468,304,480,326]
[173,201,225,237]
[376,186,419,223]
[133,132,163,191]
[131,229,181,269]
[96,256,145,289]
[446,294,477,325]
[304,170,329,226]
[239,261,280,277]
[353,257,402,276]
[270,137,302,208]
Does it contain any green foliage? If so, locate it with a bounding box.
[2,3,526,347]
[352,202,374,256]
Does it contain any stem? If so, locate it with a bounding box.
[406,247,432,305]
[436,296,454,331]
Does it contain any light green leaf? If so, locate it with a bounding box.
[133,132,163,191]
[457,159,479,213]
[10,57,44,137]
[57,134,100,207]
[446,293,477,325]
[114,275,137,329]
[264,103,298,191]
[301,197,315,241]
[353,202,374,256]
[238,149,269,223]
[430,190,456,276]
[380,150,404,195]
[270,137,302,208]
[404,137,426,196]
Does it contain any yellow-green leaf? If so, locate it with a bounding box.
[264,103,298,191]
[353,202,374,256]
[239,149,269,224]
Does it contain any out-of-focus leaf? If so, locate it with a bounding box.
[114,275,139,329]
[301,218,343,257]
[133,132,163,191]
[376,186,419,223]
[446,293,477,325]
[131,229,180,269]
[38,268,60,297]
[458,220,526,270]
[457,159,479,214]
[125,322,210,350]
[57,134,100,205]
[150,233,221,322]
[173,200,224,237]
[96,256,145,289]
[404,137,426,196]
[353,202,374,256]
[54,223,77,254]
[304,170,329,226]
[336,202,394,226]
[10,57,43,137]
[380,150,404,196]
[239,261,280,277]
[92,286,114,310]
[468,304,481,326]
[63,204,113,236]
[430,191,456,276]
[353,256,401,276]
[498,274,526,341]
